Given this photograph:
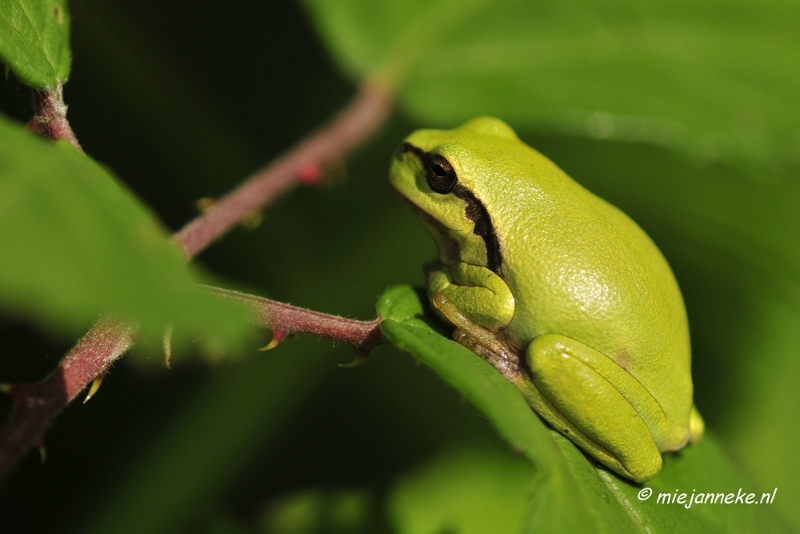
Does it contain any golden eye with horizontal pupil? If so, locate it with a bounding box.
[427,154,457,194]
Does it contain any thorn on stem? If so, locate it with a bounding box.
[163,324,174,369]
[258,330,286,352]
[196,197,217,213]
[34,436,46,465]
[83,373,106,403]
[240,209,263,229]
[338,353,368,369]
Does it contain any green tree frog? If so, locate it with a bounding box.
[389,117,704,483]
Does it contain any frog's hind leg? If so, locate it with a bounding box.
[524,334,665,483]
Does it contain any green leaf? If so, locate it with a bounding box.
[302,0,800,172]
[377,285,792,533]
[0,0,71,89]
[389,446,536,534]
[259,488,374,534]
[0,114,253,355]
[599,437,790,534]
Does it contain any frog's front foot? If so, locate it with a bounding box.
[431,292,521,376]
[426,261,515,333]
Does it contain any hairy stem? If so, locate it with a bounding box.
[174,83,393,258]
[0,82,394,480]
[26,84,83,151]
[206,287,388,356]
[0,320,132,476]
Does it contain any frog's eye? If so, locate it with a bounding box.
[427,154,457,194]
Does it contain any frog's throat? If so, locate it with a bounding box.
[395,187,503,272]
[396,195,463,267]
[420,209,467,268]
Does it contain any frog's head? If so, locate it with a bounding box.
[389,117,521,272]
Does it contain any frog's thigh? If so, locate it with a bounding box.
[527,334,662,482]
[428,263,514,332]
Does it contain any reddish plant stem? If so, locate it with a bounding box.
[26,84,83,151]
[174,83,393,258]
[206,287,388,356]
[0,321,132,476]
[0,82,394,481]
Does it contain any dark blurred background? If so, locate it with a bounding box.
[0,0,797,532]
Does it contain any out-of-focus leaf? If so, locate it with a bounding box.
[0,114,253,354]
[302,0,800,172]
[389,446,536,534]
[378,285,793,533]
[0,0,71,89]
[259,488,373,534]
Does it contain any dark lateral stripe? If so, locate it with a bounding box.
[452,184,503,273]
[401,142,428,163]
[401,142,503,273]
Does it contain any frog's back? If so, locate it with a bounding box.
[470,138,693,446]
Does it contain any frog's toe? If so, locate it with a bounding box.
[689,405,704,444]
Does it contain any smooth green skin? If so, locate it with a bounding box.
[389,117,703,483]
